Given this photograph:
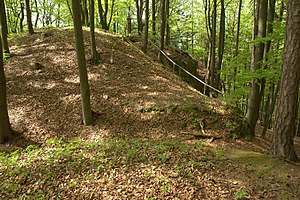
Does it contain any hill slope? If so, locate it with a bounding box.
[5,28,229,144]
[1,28,299,199]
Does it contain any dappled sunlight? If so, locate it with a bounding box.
[26,80,58,90]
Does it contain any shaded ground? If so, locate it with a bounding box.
[0,28,299,199]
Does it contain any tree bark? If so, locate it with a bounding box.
[142,0,149,52]
[0,35,12,144]
[152,0,156,39]
[246,0,268,136]
[25,0,34,34]
[0,0,10,54]
[209,0,217,93]
[165,0,170,46]
[72,0,94,126]
[269,0,300,161]
[158,0,166,62]
[90,0,99,64]
[216,0,225,91]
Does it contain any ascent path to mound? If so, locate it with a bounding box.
[4,28,229,146]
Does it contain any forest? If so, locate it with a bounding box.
[0,0,299,199]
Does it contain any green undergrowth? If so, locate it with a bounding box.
[139,102,219,132]
[0,136,226,198]
[224,149,300,179]
[225,103,251,140]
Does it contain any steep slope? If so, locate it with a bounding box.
[0,28,299,199]
[4,28,230,145]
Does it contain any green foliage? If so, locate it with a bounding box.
[225,103,251,140]
[235,189,249,199]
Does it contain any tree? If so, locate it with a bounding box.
[90,0,99,64]
[0,35,12,144]
[0,0,10,54]
[165,0,170,46]
[135,0,143,35]
[142,0,149,52]
[72,0,94,126]
[151,0,156,39]
[209,0,217,92]
[246,0,268,137]
[98,0,115,30]
[269,0,300,162]
[158,0,166,62]
[215,0,225,91]
[25,0,34,34]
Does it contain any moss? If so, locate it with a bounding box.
[225,104,252,140]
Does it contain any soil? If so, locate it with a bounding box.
[1,28,299,199]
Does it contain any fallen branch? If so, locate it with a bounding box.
[182,131,223,140]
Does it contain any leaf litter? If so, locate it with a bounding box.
[0,28,299,199]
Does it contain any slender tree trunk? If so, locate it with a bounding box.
[158,0,166,62]
[209,0,217,92]
[0,0,10,54]
[246,0,268,136]
[107,0,115,28]
[262,81,279,137]
[66,0,73,19]
[152,0,156,39]
[142,0,149,52]
[72,0,94,126]
[34,0,39,27]
[83,0,89,26]
[165,0,170,46]
[98,0,109,30]
[90,0,99,64]
[270,0,300,161]
[20,2,25,32]
[232,0,242,91]
[25,0,34,34]
[0,36,12,144]
[216,0,225,91]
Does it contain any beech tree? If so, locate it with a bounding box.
[142,0,149,52]
[25,0,34,34]
[0,0,10,54]
[98,0,115,30]
[72,0,93,126]
[0,35,12,144]
[269,0,300,161]
[158,0,166,62]
[246,0,268,137]
[90,0,99,64]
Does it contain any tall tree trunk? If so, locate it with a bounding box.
[83,0,89,26]
[72,0,94,126]
[158,0,166,62]
[90,0,99,64]
[0,35,12,144]
[246,0,268,136]
[152,0,156,39]
[20,2,25,32]
[165,0,170,46]
[25,0,34,34]
[66,0,73,19]
[232,0,242,91]
[142,0,149,52]
[209,0,217,92]
[34,0,39,27]
[270,0,300,161]
[216,0,225,91]
[135,0,143,35]
[98,0,109,30]
[0,0,10,54]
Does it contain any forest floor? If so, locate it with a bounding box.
[0,28,299,199]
